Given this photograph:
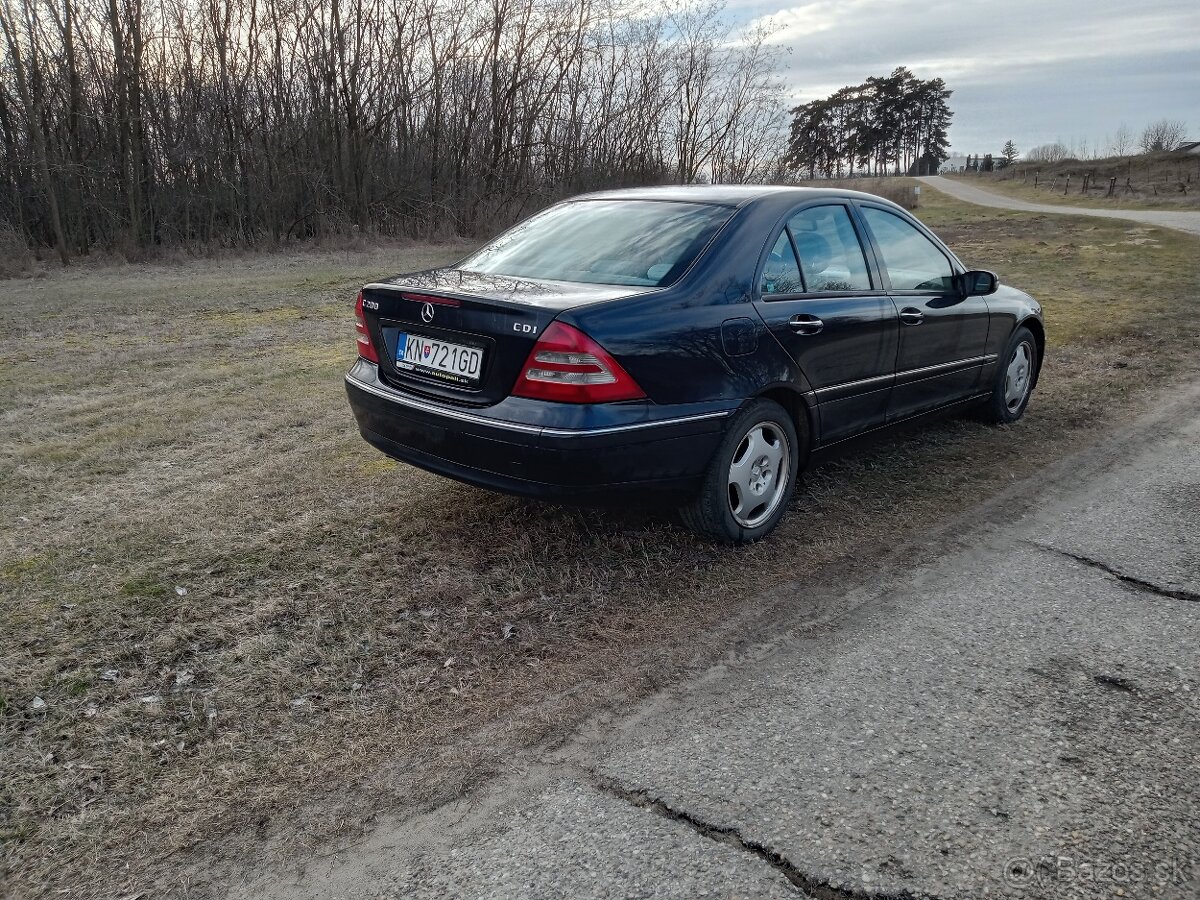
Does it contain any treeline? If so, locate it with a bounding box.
[786,67,952,180]
[1024,119,1193,163]
[0,0,787,261]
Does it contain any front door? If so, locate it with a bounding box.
[857,204,992,422]
[752,203,898,445]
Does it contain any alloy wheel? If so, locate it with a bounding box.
[727,421,791,528]
[1004,342,1033,412]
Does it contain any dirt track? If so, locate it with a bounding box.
[920,175,1200,236]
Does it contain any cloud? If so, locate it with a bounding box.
[949,49,1200,152]
[738,0,1200,150]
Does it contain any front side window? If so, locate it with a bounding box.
[786,206,872,292]
[860,207,954,292]
[457,200,732,287]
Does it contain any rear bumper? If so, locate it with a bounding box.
[344,362,730,503]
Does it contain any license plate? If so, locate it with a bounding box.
[395,332,484,386]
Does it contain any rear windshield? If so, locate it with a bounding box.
[456,200,732,287]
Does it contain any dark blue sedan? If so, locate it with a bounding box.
[346,186,1043,543]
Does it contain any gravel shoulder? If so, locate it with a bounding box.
[920,175,1200,236]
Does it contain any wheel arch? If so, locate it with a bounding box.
[1018,316,1046,387]
[752,385,814,469]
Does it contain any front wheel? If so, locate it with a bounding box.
[979,326,1038,424]
[680,399,801,544]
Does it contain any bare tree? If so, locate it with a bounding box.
[1024,142,1070,163]
[0,0,790,256]
[0,0,70,264]
[1109,124,1134,156]
[1139,119,1188,153]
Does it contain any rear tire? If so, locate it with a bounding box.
[681,399,802,545]
[978,326,1037,424]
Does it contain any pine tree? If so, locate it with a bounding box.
[786,70,954,179]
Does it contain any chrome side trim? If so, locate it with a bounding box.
[812,354,998,399]
[540,413,729,437]
[812,372,893,398]
[345,373,730,437]
[896,353,998,380]
[347,374,542,433]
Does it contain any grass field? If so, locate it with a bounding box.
[955,150,1200,211]
[954,173,1200,212]
[2,197,1199,898]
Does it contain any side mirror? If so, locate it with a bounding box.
[959,269,999,297]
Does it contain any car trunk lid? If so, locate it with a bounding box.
[360,270,651,406]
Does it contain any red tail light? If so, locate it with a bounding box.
[512,322,646,403]
[354,291,379,363]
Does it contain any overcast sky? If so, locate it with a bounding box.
[733,0,1200,155]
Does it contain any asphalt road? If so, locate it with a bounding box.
[919,175,1200,236]
[239,383,1200,900]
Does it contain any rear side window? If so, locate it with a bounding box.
[786,206,872,292]
[860,207,954,293]
[761,231,804,295]
[457,200,732,287]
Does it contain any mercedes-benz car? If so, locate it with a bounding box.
[345,186,1043,544]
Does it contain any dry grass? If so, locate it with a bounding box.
[958,149,1200,211]
[795,176,920,210]
[0,225,36,279]
[1,201,1198,899]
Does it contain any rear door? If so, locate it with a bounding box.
[752,203,898,445]
[855,203,992,422]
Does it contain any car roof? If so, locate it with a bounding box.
[570,184,898,208]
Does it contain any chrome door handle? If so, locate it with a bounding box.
[788,314,824,335]
[899,307,925,325]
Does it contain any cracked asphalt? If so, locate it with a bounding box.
[240,384,1199,900]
